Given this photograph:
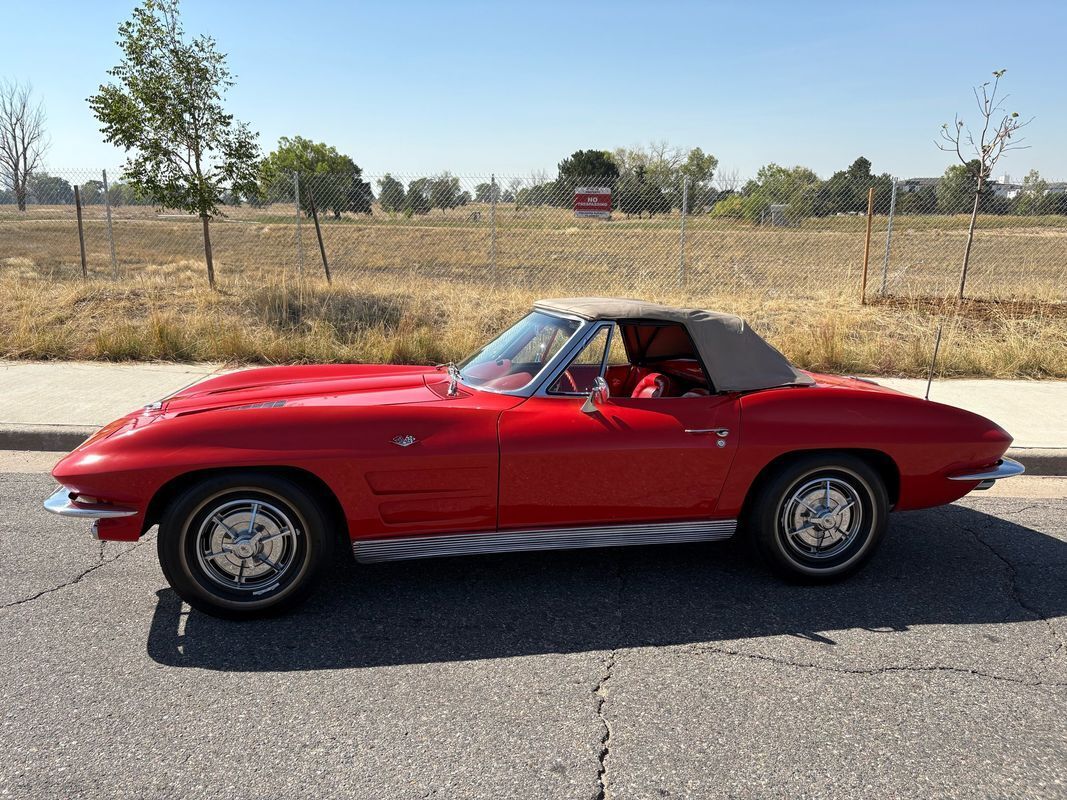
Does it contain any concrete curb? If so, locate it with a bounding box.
[2,425,1064,476]
[0,425,97,453]
[1007,448,1067,477]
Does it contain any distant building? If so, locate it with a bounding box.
[990,176,1022,199]
[900,177,939,193]
[1045,182,1067,195]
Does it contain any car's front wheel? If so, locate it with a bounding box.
[747,453,888,581]
[158,473,329,618]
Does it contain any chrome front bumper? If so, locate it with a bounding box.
[947,456,1026,489]
[43,487,138,519]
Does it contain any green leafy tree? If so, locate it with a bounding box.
[515,177,560,209]
[817,157,893,215]
[741,163,822,223]
[260,135,364,218]
[1040,190,1067,215]
[611,142,718,212]
[79,179,106,205]
[936,161,989,214]
[895,184,937,214]
[557,149,618,206]
[88,0,261,287]
[612,142,682,195]
[617,166,671,218]
[347,179,373,215]
[403,178,430,215]
[558,149,618,184]
[27,172,74,204]
[474,181,500,203]
[106,181,148,206]
[644,183,671,217]
[429,172,460,212]
[678,147,718,213]
[1014,169,1047,216]
[708,194,746,220]
[378,174,405,213]
[617,170,646,218]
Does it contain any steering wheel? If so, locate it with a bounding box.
[558,370,578,393]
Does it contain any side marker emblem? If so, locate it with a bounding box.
[392,435,417,447]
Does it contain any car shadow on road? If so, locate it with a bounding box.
[146,503,1067,672]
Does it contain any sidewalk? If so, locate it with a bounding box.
[0,361,225,451]
[1,361,1064,473]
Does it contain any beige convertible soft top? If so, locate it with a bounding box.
[534,297,814,392]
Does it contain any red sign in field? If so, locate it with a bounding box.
[573,186,612,218]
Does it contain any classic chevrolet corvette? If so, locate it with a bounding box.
[44,297,1023,617]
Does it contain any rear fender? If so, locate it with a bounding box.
[717,386,1011,517]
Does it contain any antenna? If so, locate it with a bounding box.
[925,323,944,401]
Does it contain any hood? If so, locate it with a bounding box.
[801,371,908,396]
[161,364,454,416]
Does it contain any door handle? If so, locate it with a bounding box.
[684,428,729,438]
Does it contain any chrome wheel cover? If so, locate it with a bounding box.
[779,476,864,561]
[194,498,300,593]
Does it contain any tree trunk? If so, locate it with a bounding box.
[201,214,216,289]
[958,178,983,300]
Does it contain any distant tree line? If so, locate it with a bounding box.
[4,148,1065,219]
[0,171,153,206]
[708,157,1067,222]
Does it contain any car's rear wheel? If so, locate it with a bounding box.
[158,473,329,618]
[746,453,888,581]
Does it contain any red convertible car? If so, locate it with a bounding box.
[45,297,1023,617]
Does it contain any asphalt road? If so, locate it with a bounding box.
[1,463,1065,799]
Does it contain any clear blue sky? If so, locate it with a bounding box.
[3,0,1066,180]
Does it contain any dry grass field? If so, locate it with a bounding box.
[1,206,1064,377]
[3,203,1066,298]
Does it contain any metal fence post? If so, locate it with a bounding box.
[293,171,304,277]
[880,177,897,295]
[860,186,875,305]
[73,185,88,278]
[101,169,118,275]
[306,183,330,283]
[677,176,689,287]
[490,173,497,271]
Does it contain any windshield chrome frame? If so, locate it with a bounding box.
[457,309,594,397]
[536,321,615,398]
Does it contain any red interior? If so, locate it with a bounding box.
[631,373,670,398]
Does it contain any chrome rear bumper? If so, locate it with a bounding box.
[43,487,137,519]
[947,456,1025,489]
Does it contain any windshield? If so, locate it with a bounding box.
[459,311,582,391]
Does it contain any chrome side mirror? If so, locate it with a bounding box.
[581,376,610,414]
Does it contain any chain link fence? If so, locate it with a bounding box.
[2,168,1065,301]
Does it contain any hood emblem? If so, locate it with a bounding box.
[392,435,417,448]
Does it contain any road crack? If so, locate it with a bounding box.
[964,523,1066,665]
[992,503,1043,517]
[0,535,153,613]
[592,552,626,800]
[593,648,616,800]
[684,644,1067,688]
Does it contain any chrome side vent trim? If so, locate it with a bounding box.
[352,519,737,563]
[229,400,287,411]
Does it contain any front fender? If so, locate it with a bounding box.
[51,400,511,541]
